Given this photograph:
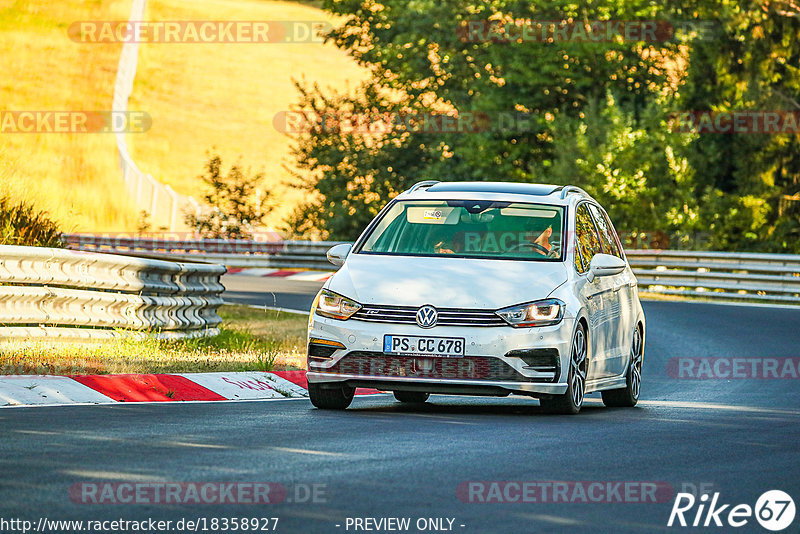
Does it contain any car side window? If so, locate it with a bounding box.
[587,204,622,258]
[601,208,625,259]
[573,236,585,273]
[574,204,602,273]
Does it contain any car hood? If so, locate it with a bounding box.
[327,253,569,309]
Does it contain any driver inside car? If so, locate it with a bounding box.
[433,238,455,254]
[528,226,558,257]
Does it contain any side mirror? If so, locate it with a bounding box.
[326,243,352,267]
[586,253,626,283]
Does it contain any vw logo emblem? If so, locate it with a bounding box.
[416,305,438,329]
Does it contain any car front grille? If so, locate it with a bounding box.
[351,305,507,327]
[315,351,552,382]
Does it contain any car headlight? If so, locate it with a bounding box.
[495,299,565,327]
[315,289,362,320]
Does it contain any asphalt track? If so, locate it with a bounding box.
[2,275,799,533]
[221,274,323,311]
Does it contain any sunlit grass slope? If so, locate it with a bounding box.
[130,0,368,227]
[0,0,139,232]
[0,0,366,232]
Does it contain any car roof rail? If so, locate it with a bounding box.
[406,180,440,194]
[559,185,592,200]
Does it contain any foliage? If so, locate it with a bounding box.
[543,93,704,248]
[0,194,64,248]
[287,0,800,252]
[288,0,674,240]
[285,82,443,239]
[186,152,272,239]
[676,0,800,252]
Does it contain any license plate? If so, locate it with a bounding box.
[383,335,465,358]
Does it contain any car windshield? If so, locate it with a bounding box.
[358,200,564,260]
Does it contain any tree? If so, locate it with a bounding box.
[544,93,703,248]
[287,0,800,251]
[677,0,800,251]
[186,152,271,239]
[287,0,675,240]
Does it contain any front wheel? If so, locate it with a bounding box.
[394,391,429,403]
[602,326,643,408]
[308,382,355,410]
[540,324,587,415]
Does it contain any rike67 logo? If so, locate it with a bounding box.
[668,490,795,531]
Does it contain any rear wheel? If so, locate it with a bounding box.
[540,324,587,415]
[602,326,643,408]
[308,382,355,410]
[393,391,429,403]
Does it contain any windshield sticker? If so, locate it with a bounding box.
[424,209,445,220]
[407,206,457,224]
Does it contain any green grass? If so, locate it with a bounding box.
[0,304,308,375]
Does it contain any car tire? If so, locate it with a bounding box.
[602,325,643,408]
[308,382,355,410]
[540,323,587,415]
[393,391,429,403]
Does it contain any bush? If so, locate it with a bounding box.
[0,194,64,248]
[185,152,271,239]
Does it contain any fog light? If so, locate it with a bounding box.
[308,338,346,360]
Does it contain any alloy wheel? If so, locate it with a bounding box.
[570,327,587,407]
[630,327,643,400]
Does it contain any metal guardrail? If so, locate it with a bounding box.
[65,234,344,270]
[64,235,800,305]
[626,250,800,304]
[0,245,226,340]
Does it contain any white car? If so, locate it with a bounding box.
[306,181,645,414]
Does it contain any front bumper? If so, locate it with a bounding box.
[307,313,575,396]
[307,372,568,396]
